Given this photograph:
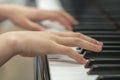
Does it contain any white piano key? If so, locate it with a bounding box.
[41,21,66,31]
[49,56,98,80]
[36,0,98,80]
[36,0,63,10]
[48,47,80,59]
[36,0,67,31]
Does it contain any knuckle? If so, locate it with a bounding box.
[56,11,63,15]
[65,31,74,35]
[53,14,60,19]
[60,10,66,14]
[75,32,83,37]
[53,10,60,15]
[64,48,73,54]
[49,35,60,40]
[55,11,66,17]
[74,38,81,43]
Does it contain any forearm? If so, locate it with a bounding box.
[0,33,16,66]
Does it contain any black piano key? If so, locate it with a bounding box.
[73,28,116,32]
[79,7,110,18]
[84,50,120,59]
[59,0,120,79]
[60,1,77,17]
[103,45,120,50]
[79,49,86,54]
[103,41,120,46]
[60,0,88,20]
[88,64,120,75]
[79,45,120,54]
[73,24,116,31]
[78,17,107,23]
[74,24,116,29]
[97,75,120,80]
[79,31,120,35]
[76,47,81,50]
[85,58,120,68]
[89,35,120,41]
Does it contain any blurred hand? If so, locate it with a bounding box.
[3,31,103,64]
[0,5,78,31]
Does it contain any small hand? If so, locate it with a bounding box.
[4,31,103,64]
[0,5,78,31]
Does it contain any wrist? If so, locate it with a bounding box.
[0,32,20,66]
[0,32,19,56]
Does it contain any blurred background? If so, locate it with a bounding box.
[0,0,34,80]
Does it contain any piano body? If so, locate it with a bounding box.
[27,0,120,80]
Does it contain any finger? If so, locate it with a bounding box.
[66,49,88,64]
[74,32,103,46]
[37,10,73,30]
[53,37,102,52]
[59,10,78,25]
[55,16,73,30]
[50,31,103,45]
[52,43,87,64]
[83,35,103,45]
[17,18,45,31]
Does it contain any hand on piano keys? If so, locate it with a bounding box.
[9,31,102,64]
[34,0,120,80]
[0,5,77,31]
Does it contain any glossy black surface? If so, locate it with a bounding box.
[59,0,120,80]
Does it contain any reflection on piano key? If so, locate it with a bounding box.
[49,55,98,80]
[36,0,63,10]
[97,75,120,80]
[88,64,120,75]
[84,50,120,59]
[41,20,66,32]
[85,58,120,68]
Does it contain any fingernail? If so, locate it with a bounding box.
[96,45,102,52]
[74,21,79,25]
[80,59,88,64]
[83,60,89,65]
[66,25,73,31]
[70,27,73,30]
[96,41,103,46]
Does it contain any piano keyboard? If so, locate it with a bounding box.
[30,0,120,80]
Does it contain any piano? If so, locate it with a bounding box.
[26,0,120,80]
